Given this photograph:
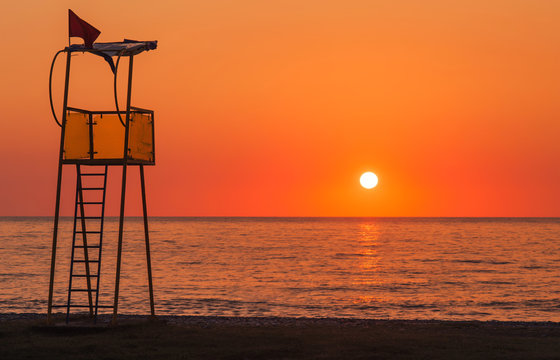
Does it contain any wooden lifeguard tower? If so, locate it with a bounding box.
[47,11,158,324]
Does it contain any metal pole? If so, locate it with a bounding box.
[140,165,156,316]
[112,55,134,324]
[66,166,80,323]
[47,50,71,324]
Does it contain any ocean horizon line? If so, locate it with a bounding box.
[2,216,560,220]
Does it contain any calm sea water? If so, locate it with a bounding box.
[1,217,560,321]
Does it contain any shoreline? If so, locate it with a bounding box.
[2,313,560,359]
[3,312,560,328]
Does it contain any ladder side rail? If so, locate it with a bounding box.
[76,165,95,317]
[65,166,81,323]
[94,165,109,320]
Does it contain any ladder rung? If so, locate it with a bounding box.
[72,274,99,277]
[76,216,103,219]
[74,245,100,249]
[81,187,105,190]
[70,288,98,292]
[81,173,106,176]
[73,259,100,263]
[77,202,104,205]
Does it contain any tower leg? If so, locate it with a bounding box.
[112,164,127,324]
[140,165,156,317]
[47,50,72,324]
[112,55,135,325]
[47,158,64,324]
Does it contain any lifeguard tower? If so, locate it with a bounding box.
[47,11,157,324]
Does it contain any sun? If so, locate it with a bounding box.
[360,172,378,189]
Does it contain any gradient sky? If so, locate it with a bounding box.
[1,1,559,216]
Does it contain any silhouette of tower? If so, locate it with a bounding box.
[46,39,158,324]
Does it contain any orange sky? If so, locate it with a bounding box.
[1,1,559,216]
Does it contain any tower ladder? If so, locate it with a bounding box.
[65,164,110,323]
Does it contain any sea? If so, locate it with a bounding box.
[1,217,560,322]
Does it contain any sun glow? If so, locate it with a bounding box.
[360,172,378,189]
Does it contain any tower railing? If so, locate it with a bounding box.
[63,107,155,165]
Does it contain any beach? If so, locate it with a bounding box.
[2,314,560,359]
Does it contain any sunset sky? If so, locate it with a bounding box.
[1,0,559,216]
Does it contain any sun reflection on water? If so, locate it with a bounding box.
[353,223,381,286]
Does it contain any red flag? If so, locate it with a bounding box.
[68,9,100,48]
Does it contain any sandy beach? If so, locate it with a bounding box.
[2,314,560,359]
